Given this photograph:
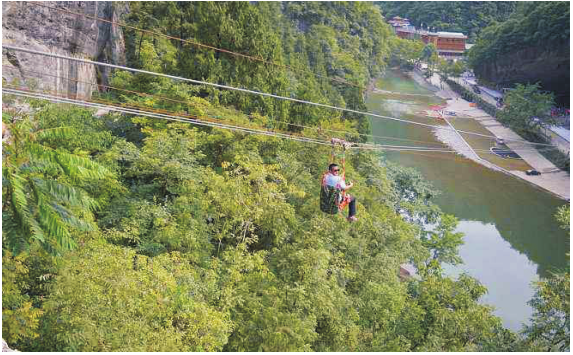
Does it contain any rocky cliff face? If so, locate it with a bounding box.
[2,339,17,352]
[2,1,128,100]
[473,45,570,105]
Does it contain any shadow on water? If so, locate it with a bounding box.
[367,69,569,331]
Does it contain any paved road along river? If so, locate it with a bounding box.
[366,70,569,332]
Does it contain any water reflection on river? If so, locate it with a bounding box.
[366,70,569,331]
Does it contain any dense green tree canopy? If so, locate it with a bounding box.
[121,1,394,136]
[468,2,570,65]
[467,2,570,106]
[497,83,555,139]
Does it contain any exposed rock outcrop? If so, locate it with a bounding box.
[2,1,128,100]
[473,45,570,105]
[2,339,17,352]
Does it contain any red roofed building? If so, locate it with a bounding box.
[420,31,468,59]
[387,17,469,59]
[388,16,418,40]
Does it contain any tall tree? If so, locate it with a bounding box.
[497,83,555,139]
[522,205,570,351]
[2,114,111,255]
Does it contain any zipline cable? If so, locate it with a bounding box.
[6,67,551,155]
[2,45,555,147]
[3,87,547,157]
[355,140,557,154]
[2,88,334,147]
[2,65,448,148]
[4,84,458,152]
[3,88,465,153]
[2,86,464,152]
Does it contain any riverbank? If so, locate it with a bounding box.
[409,69,439,93]
[367,69,569,331]
[411,72,570,201]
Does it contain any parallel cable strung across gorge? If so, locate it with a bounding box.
[1,65,447,148]
[2,85,331,146]
[2,45,555,148]
[3,88,462,153]
[28,1,363,90]
[2,86,550,157]
[3,88,335,147]
[7,66,552,155]
[9,84,526,166]
[2,86,462,152]
[6,65,551,155]
[354,141,556,154]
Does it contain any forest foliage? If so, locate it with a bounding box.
[468,2,570,67]
[2,1,569,352]
[497,83,555,139]
[121,1,394,136]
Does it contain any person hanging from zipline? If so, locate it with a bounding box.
[323,163,357,221]
[320,138,358,222]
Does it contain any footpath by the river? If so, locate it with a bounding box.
[411,71,570,201]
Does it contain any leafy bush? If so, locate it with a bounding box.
[2,252,44,346]
[38,242,233,351]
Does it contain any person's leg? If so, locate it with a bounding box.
[348,196,356,218]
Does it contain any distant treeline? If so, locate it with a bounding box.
[468,2,570,65]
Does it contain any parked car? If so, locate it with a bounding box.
[526,169,541,176]
[471,85,481,94]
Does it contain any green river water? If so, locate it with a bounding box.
[366,70,569,331]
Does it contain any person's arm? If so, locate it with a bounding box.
[338,177,354,191]
[343,180,354,190]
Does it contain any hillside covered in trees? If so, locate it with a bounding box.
[468,2,570,105]
[121,2,394,136]
[376,1,517,42]
[2,2,569,352]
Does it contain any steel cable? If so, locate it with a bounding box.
[2,45,555,147]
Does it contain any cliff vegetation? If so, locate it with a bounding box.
[468,2,570,104]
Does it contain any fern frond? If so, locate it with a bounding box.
[2,167,10,187]
[6,173,44,254]
[9,172,33,233]
[37,193,77,252]
[2,211,31,255]
[6,230,30,255]
[54,150,111,182]
[27,142,56,162]
[50,202,96,232]
[28,215,46,243]
[4,121,107,255]
[25,162,64,176]
[33,178,100,211]
[35,126,75,142]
